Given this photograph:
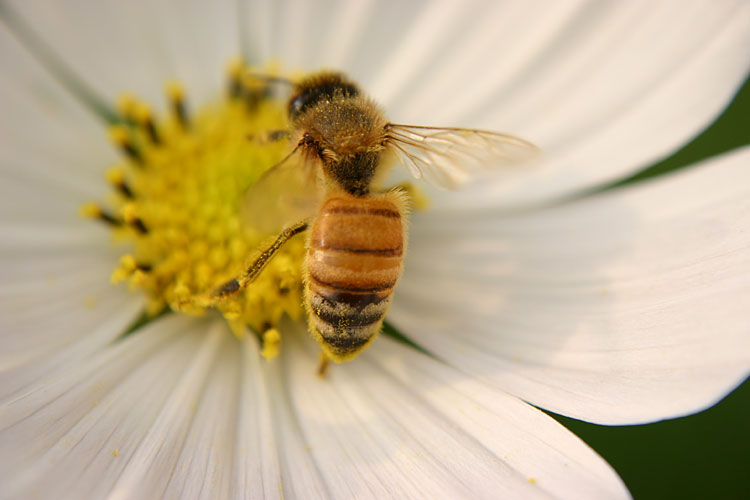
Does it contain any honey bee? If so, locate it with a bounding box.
[214,71,538,371]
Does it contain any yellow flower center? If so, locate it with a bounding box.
[80,61,306,350]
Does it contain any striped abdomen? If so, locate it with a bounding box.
[306,195,405,361]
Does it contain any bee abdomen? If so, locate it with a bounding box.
[306,197,405,360]
[308,289,390,355]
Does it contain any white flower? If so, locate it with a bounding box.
[1,1,749,499]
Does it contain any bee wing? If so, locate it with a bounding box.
[241,147,322,235]
[385,124,540,189]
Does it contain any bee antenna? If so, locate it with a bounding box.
[257,142,303,175]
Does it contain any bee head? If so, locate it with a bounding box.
[289,72,360,120]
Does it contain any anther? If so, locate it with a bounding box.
[261,328,281,360]
[227,58,244,99]
[241,70,270,111]
[106,168,134,199]
[109,125,143,165]
[110,254,137,284]
[129,217,148,234]
[116,93,137,123]
[79,202,123,226]
[131,269,149,286]
[165,81,190,128]
[134,103,161,145]
[122,203,148,234]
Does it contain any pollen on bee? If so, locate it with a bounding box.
[86,61,306,348]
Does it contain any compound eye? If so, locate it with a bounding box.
[289,94,305,118]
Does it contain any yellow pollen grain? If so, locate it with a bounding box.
[89,63,304,343]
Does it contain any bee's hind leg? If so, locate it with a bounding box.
[317,351,331,378]
[209,219,309,303]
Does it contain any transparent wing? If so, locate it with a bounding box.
[385,124,540,189]
[241,147,322,235]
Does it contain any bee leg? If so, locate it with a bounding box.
[317,351,330,378]
[385,181,429,211]
[211,219,309,301]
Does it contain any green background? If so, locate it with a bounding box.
[552,75,750,500]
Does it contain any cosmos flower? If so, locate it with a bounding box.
[1,1,749,499]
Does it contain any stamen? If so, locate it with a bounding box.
[110,254,137,284]
[241,70,270,111]
[227,58,244,99]
[109,125,143,165]
[134,103,161,145]
[90,64,306,350]
[260,328,281,360]
[165,81,190,128]
[122,203,148,234]
[79,201,123,226]
[106,168,134,198]
[116,92,137,123]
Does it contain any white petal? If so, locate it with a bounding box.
[232,335,283,500]
[393,146,750,425]
[2,0,239,108]
[0,314,203,499]
[0,21,116,198]
[408,1,750,210]
[105,320,226,500]
[159,326,239,500]
[231,331,330,500]
[0,226,143,400]
[262,344,332,499]
[281,329,629,499]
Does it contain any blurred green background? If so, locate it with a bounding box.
[552,74,750,500]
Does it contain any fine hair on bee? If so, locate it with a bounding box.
[210,69,538,373]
